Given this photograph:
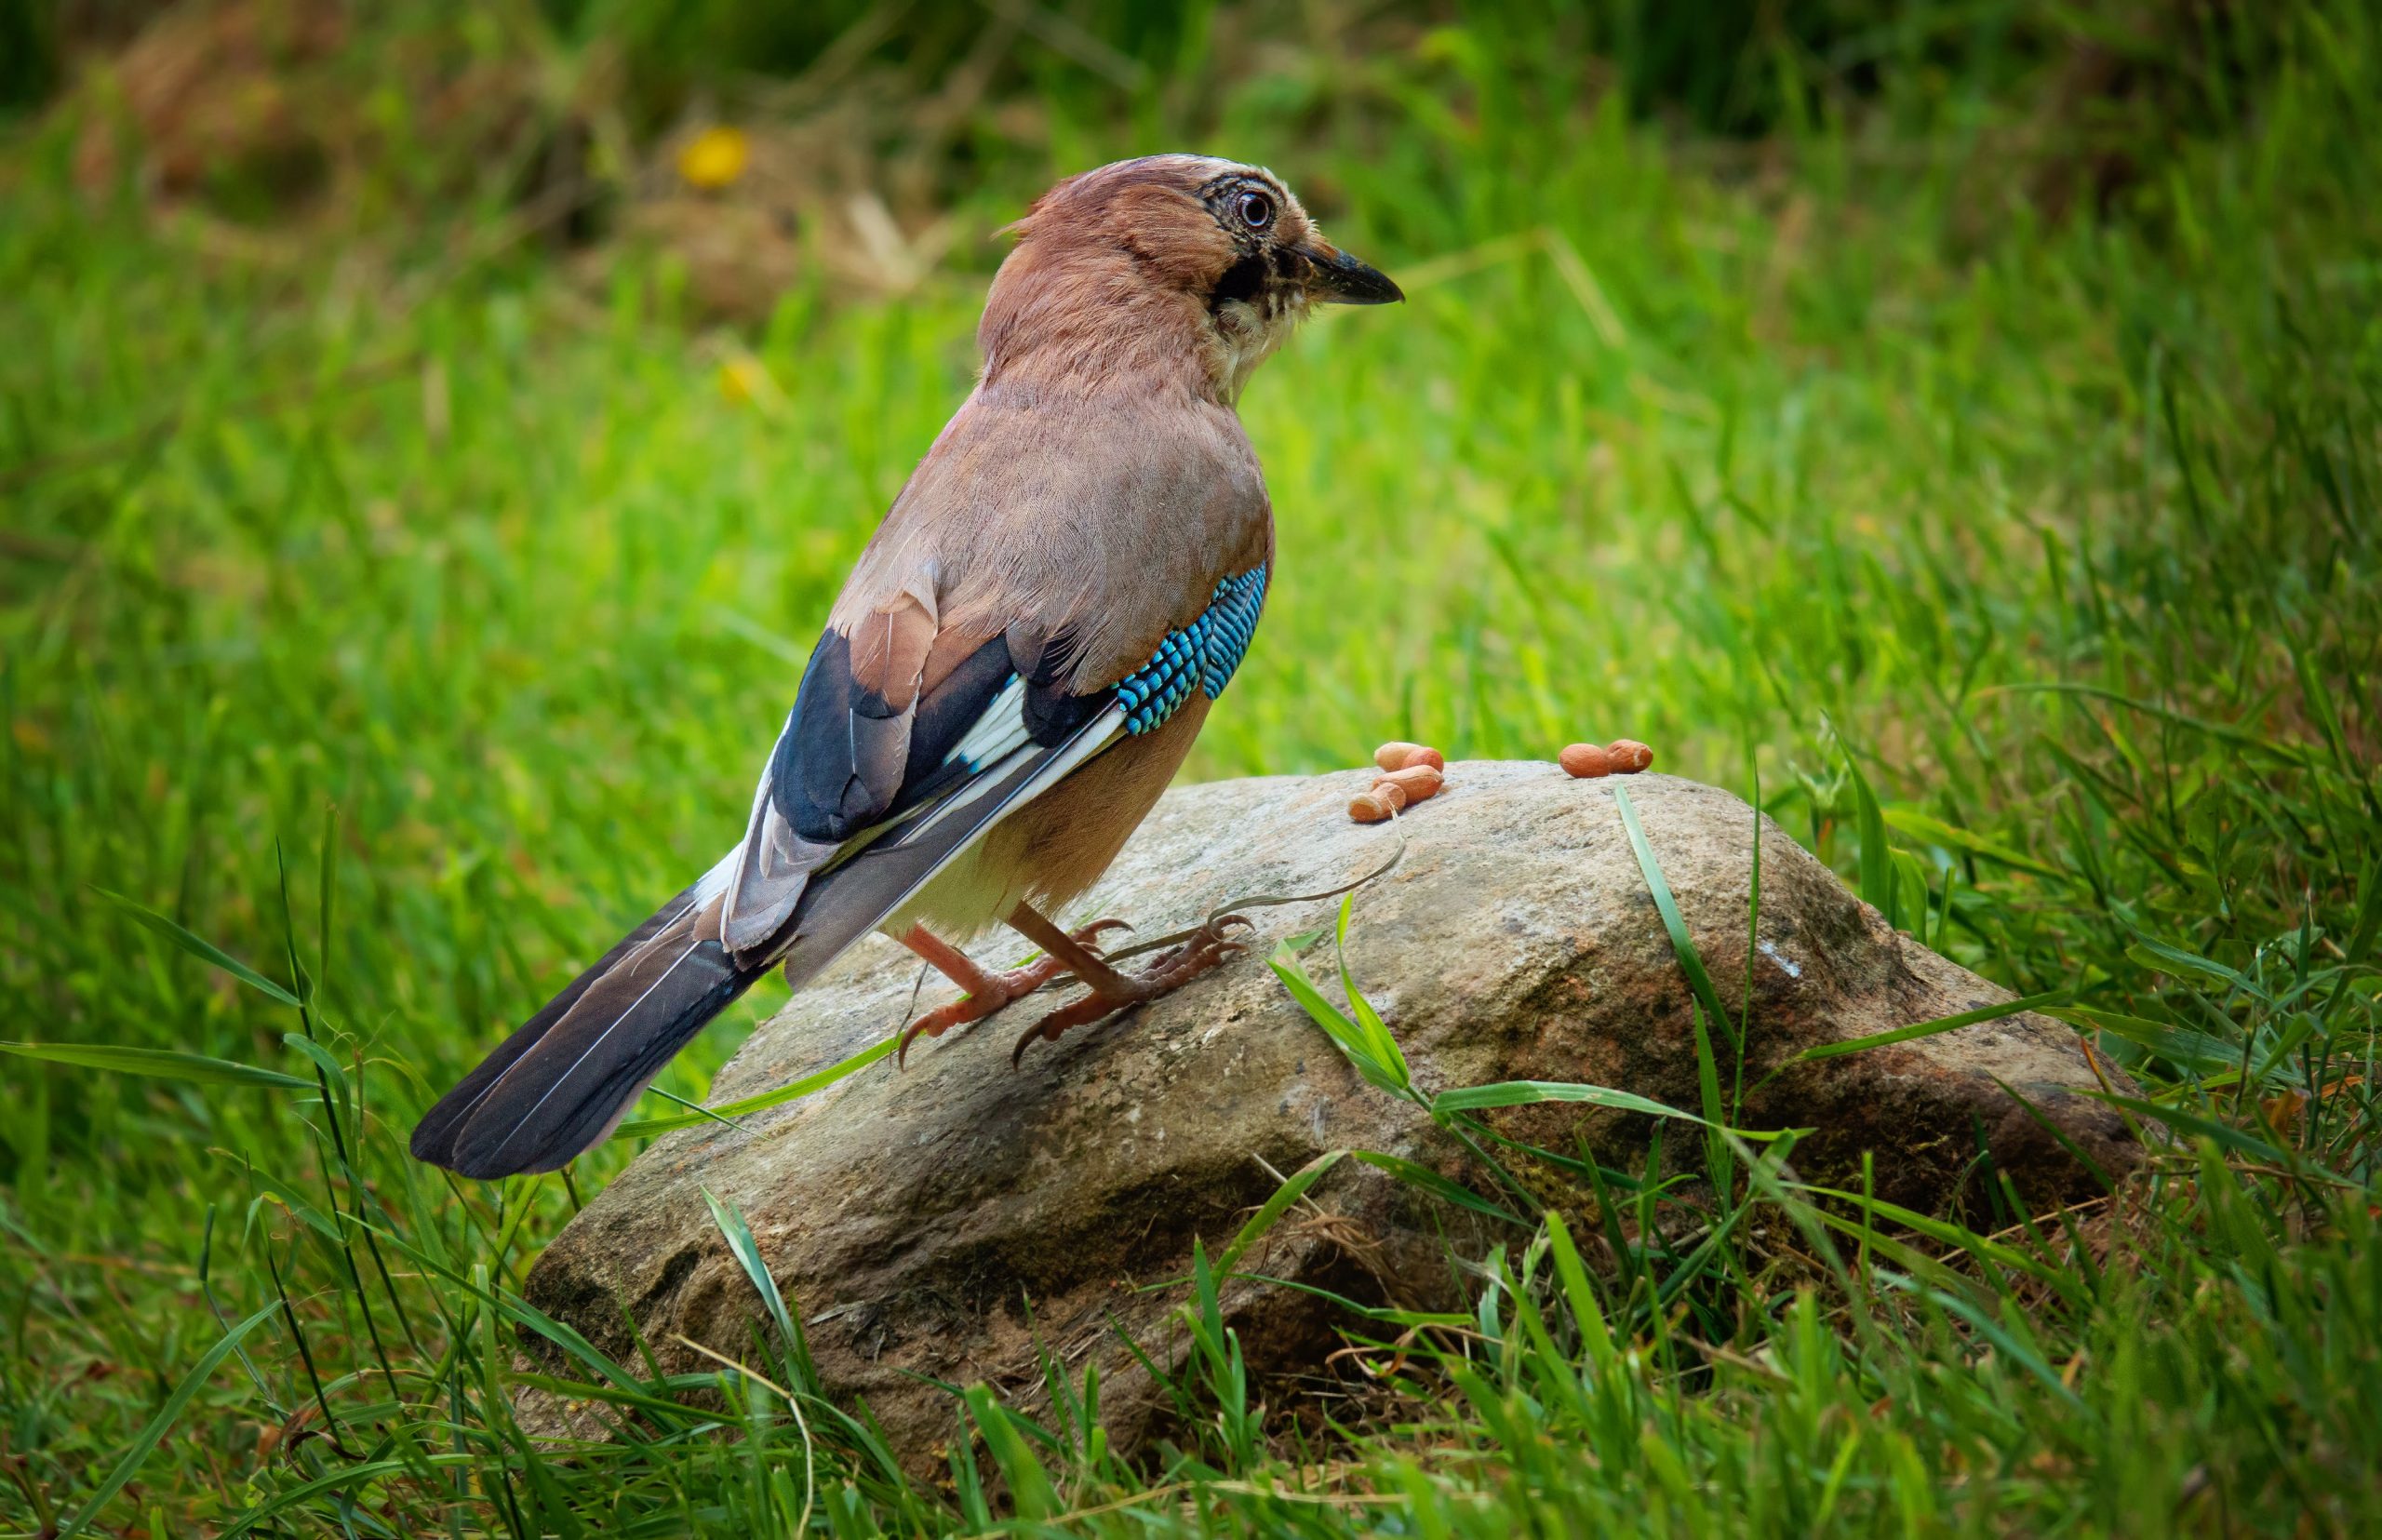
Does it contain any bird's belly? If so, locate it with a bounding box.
[879,837,1023,943]
[881,698,1210,943]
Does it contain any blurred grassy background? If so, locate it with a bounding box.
[3,1,2379,1533]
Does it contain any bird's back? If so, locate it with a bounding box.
[829,384,1275,697]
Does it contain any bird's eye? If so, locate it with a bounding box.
[1236,190,1275,231]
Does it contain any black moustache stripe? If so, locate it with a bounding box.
[1209,252,1268,309]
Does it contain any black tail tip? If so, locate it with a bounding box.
[409,931,756,1182]
[408,1121,555,1181]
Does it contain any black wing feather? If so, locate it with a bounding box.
[770,625,1101,845]
[777,631,914,840]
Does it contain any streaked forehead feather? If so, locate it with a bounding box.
[1032,155,1293,216]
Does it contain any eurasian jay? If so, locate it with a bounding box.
[410,155,1401,1179]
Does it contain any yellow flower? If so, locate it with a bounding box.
[677,127,750,192]
[717,356,775,408]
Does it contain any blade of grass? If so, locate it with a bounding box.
[1613,783,1743,1199]
[1334,891,1413,1094]
[1840,739,1897,919]
[1610,784,1738,1040]
[611,1036,896,1140]
[1218,1150,1347,1274]
[88,888,302,1006]
[1349,1149,1528,1226]
[701,1185,800,1359]
[0,1041,313,1091]
[1432,1078,1790,1141]
[1883,808,2064,879]
[1751,989,2075,1091]
[1271,932,1411,1098]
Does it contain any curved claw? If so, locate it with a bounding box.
[1068,917,1134,954]
[898,917,1140,1069]
[1142,932,1250,979]
[896,1004,970,1070]
[1010,922,1251,1068]
[1010,993,1118,1067]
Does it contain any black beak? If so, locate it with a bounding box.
[1305,245,1403,306]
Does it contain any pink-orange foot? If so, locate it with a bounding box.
[1010,915,1252,1066]
[895,920,1129,1067]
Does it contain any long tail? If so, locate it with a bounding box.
[409,713,1123,1180]
[408,855,771,1178]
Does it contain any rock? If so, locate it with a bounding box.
[516,764,2134,1465]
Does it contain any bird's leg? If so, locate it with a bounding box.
[893,920,1129,1066]
[1004,902,1252,1065]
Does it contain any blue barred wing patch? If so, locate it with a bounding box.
[1116,564,1269,736]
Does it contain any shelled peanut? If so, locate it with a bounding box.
[1350,741,1451,822]
[1560,738,1654,778]
[1375,763,1443,802]
[1559,743,1612,778]
[1372,741,1445,773]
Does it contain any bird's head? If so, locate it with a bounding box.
[978,154,1401,404]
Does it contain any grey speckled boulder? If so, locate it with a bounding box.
[515,763,2134,1466]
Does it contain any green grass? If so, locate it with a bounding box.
[4,3,2380,1533]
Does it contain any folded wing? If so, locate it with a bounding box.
[410,599,1129,1177]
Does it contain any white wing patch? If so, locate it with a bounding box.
[903,705,1124,850]
[946,674,1028,770]
[717,671,1116,958]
